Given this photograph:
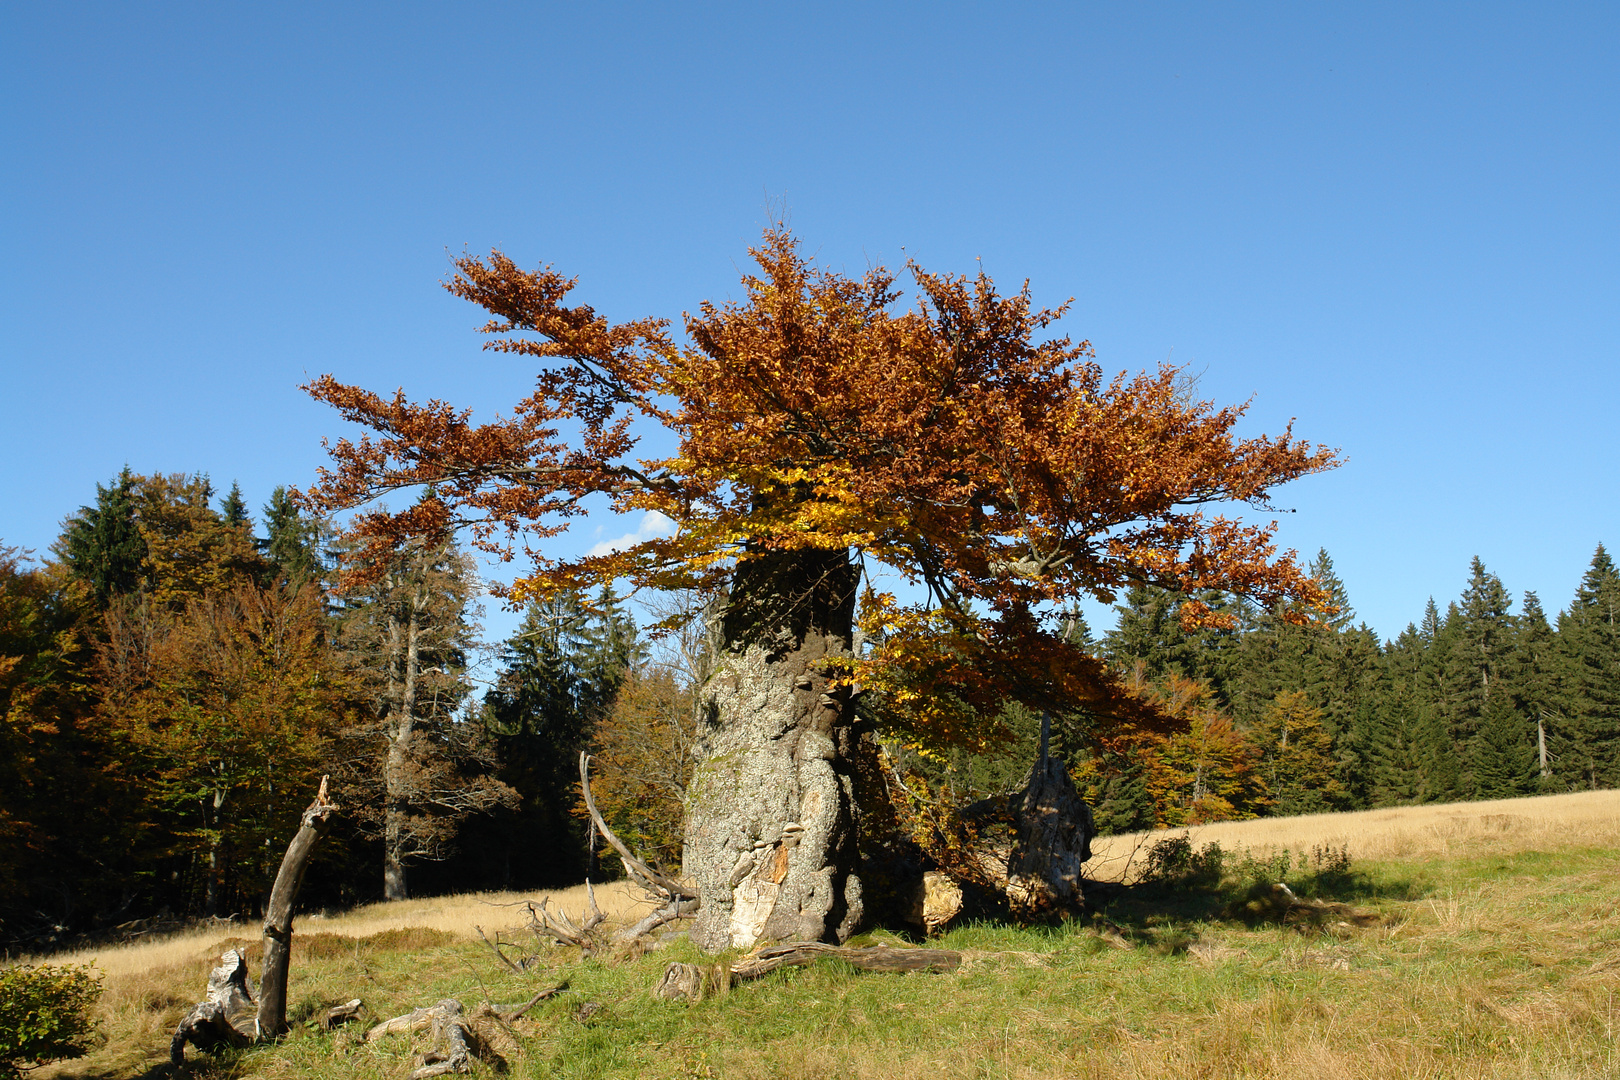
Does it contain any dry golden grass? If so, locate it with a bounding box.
[26,880,657,1080]
[32,878,653,985]
[1087,788,1620,881]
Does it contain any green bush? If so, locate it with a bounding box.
[0,964,103,1079]
[1141,833,1225,888]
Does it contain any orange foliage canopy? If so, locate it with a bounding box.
[303,228,1337,750]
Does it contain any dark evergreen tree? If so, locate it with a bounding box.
[1087,750,1154,835]
[1507,592,1559,788]
[57,467,147,607]
[1102,582,1243,700]
[1228,550,1378,807]
[219,481,250,528]
[471,588,640,889]
[1472,694,1537,799]
[1363,640,1427,806]
[260,486,323,587]
[1446,557,1515,793]
[1410,599,1467,801]
[1554,545,1620,789]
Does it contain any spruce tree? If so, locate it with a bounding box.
[57,467,147,607]
[1556,545,1620,789]
[1363,654,1426,806]
[1412,599,1465,801]
[1508,592,1559,787]
[219,481,250,528]
[1472,694,1537,799]
[260,486,323,587]
[477,588,640,887]
[1103,582,1242,700]
[1227,550,1377,808]
[1447,557,1516,794]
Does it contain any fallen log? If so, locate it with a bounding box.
[368,999,472,1080]
[655,942,962,1002]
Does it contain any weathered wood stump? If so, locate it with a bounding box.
[258,777,339,1036]
[1005,721,1093,920]
[170,949,257,1064]
[922,713,1094,930]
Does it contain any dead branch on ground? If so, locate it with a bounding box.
[655,942,962,1003]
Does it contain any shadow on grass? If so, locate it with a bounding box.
[1084,862,1429,939]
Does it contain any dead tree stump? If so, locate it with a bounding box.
[258,777,339,1037]
[169,950,257,1065]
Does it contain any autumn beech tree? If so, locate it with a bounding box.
[302,227,1338,951]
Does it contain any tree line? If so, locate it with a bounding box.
[5,465,1612,949]
[1060,547,1620,830]
[6,469,1613,952]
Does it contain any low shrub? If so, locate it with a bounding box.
[1140,833,1225,888]
[0,963,103,1079]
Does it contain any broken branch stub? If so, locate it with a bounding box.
[258,776,340,1038]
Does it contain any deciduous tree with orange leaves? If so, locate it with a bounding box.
[302,226,1337,951]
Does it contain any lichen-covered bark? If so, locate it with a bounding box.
[684,547,863,953]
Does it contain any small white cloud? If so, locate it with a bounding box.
[587,510,676,557]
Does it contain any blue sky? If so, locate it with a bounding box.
[4,2,1616,651]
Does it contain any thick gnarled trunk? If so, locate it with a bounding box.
[684,547,863,953]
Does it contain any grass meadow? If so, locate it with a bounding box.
[29,789,1620,1079]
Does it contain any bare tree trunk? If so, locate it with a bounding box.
[684,547,863,953]
[1538,713,1550,779]
[204,782,227,917]
[383,598,418,902]
[258,778,339,1038]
